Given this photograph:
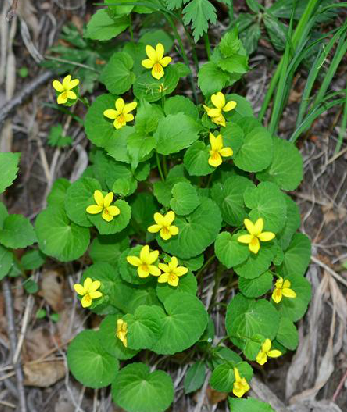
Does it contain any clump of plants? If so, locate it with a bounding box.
[1,1,312,411]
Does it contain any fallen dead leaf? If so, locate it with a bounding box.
[24,360,66,387]
[206,386,228,404]
[40,269,64,312]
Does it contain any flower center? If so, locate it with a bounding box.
[84,293,92,304]
[153,62,162,73]
[250,236,258,245]
[141,263,149,272]
[162,226,170,236]
[117,113,125,124]
[168,273,176,282]
[211,150,220,160]
[61,91,68,99]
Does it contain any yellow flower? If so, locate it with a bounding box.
[142,43,172,80]
[203,92,237,127]
[256,339,281,366]
[232,368,250,398]
[272,277,296,303]
[127,245,161,278]
[103,98,137,130]
[148,211,179,241]
[116,319,128,348]
[52,74,79,105]
[158,256,188,287]
[237,218,275,254]
[208,133,233,167]
[86,190,120,222]
[74,277,102,308]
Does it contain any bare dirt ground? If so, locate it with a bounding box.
[1,0,347,411]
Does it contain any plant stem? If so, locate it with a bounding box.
[204,32,211,60]
[162,155,168,178]
[209,264,224,312]
[156,152,165,181]
[129,13,134,41]
[196,254,216,282]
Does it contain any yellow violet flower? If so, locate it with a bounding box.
[209,133,233,167]
[142,43,172,80]
[237,218,275,254]
[272,277,296,303]
[203,92,237,127]
[256,339,281,366]
[74,277,102,308]
[103,98,137,130]
[127,245,161,278]
[52,74,79,105]
[148,211,179,241]
[86,190,120,222]
[232,368,250,398]
[158,256,188,287]
[116,319,128,348]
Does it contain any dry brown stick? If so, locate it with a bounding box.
[6,0,18,22]
[332,368,347,403]
[3,278,27,412]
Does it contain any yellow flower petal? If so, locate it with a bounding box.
[158,273,169,283]
[148,250,159,264]
[116,98,125,112]
[208,152,222,167]
[102,209,113,222]
[272,288,283,303]
[84,278,93,289]
[69,79,79,89]
[282,288,296,299]
[138,265,150,278]
[81,295,92,308]
[149,265,161,277]
[156,43,164,60]
[160,56,172,67]
[256,350,268,365]
[114,118,126,129]
[148,224,161,234]
[262,339,272,353]
[158,263,170,272]
[212,115,226,127]
[142,58,154,69]
[94,190,104,207]
[66,90,77,100]
[160,228,172,240]
[268,349,281,359]
[220,147,233,157]
[210,133,223,151]
[211,92,225,109]
[249,237,260,254]
[103,109,118,120]
[168,275,179,287]
[206,108,222,118]
[237,234,253,244]
[258,231,275,242]
[52,80,64,92]
[90,290,102,299]
[275,277,284,288]
[153,212,165,226]
[140,245,150,262]
[62,75,72,88]
[127,255,141,267]
[74,284,85,295]
[164,211,175,226]
[86,205,103,214]
[107,205,120,217]
[169,225,179,236]
[283,279,291,289]
[168,257,178,270]
[124,101,137,114]
[146,44,157,62]
[253,218,264,236]
[124,113,134,123]
[152,63,164,80]
[89,280,101,293]
[223,100,237,112]
[174,266,188,277]
[57,93,68,105]
[103,192,113,208]
[244,219,255,235]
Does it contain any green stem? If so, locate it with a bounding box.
[204,32,211,60]
[156,152,165,181]
[162,156,168,178]
[205,172,213,188]
[258,0,319,121]
[129,13,134,41]
[196,254,216,282]
[78,96,90,108]
[209,264,224,312]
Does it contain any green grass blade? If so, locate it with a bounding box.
[336,77,347,153]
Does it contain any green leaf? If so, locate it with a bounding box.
[112,363,174,412]
[140,28,174,49]
[153,177,187,207]
[125,305,164,350]
[24,279,39,294]
[229,398,276,412]
[228,97,254,120]
[278,194,301,250]
[281,233,311,276]
[233,127,273,172]
[276,316,298,350]
[219,28,242,57]
[185,361,206,394]
[226,294,280,351]
[0,152,20,194]
[198,61,230,96]
[257,138,303,191]
[211,174,255,226]
[99,314,139,360]
[105,0,134,15]
[0,245,13,280]
[85,9,129,41]
[243,181,287,234]
[215,232,250,269]
[105,162,137,196]
[134,100,164,137]
[87,199,131,235]
[133,66,179,103]
[211,347,242,369]
[35,206,90,262]
[183,0,217,42]
[275,274,311,322]
[0,215,36,249]
[128,132,156,168]
[130,192,158,232]
[21,249,46,270]
[152,293,208,354]
[65,178,101,228]
[239,20,261,55]
[158,198,222,259]
[218,54,248,74]
[67,330,118,388]
[155,113,201,155]
[170,182,200,216]
[85,94,118,148]
[246,0,261,12]
[164,96,199,120]
[48,125,72,147]
[0,202,8,228]
[234,240,275,279]
[119,246,156,286]
[89,233,129,266]
[222,123,245,155]
[238,271,273,298]
[156,271,197,303]
[126,284,161,313]
[47,178,71,206]
[100,52,135,95]
[210,361,252,392]
[263,13,287,51]
[184,141,214,177]
[104,126,133,164]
